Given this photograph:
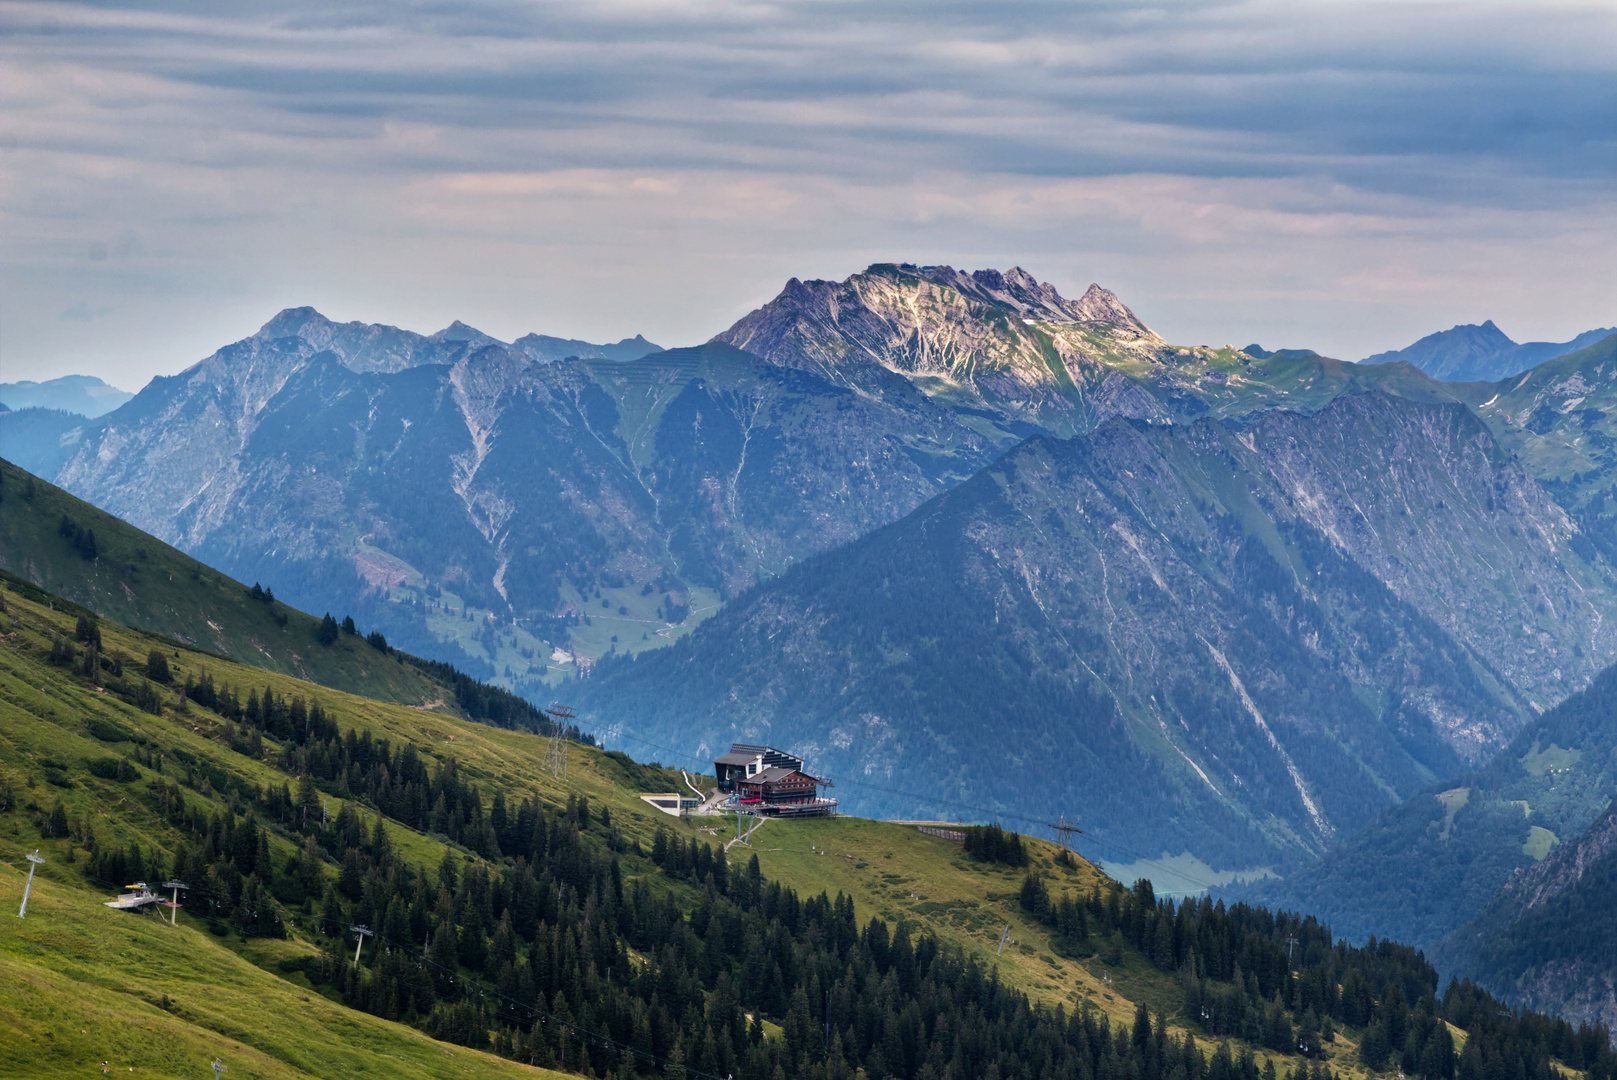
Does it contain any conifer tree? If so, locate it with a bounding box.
[74,613,100,645]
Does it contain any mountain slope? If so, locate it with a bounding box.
[1434,794,1617,1033]
[0,457,575,741]
[47,314,1019,688]
[578,392,1617,871]
[0,880,568,1080]
[1249,662,1617,950]
[1473,333,1617,558]
[1361,322,1616,383]
[0,456,440,703]
[0,406,91,478]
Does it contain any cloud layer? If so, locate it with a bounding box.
[3,0,1613,387]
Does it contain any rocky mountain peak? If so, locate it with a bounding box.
[257,305,335,340]
[906,264,1155,336]
[712,262,1163,418]
[431,320,503,346]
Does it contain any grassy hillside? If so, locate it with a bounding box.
[0,873,570,1080]
[0,576,1604,1080]
[0,571,1138,1022]
[0,455,439,703]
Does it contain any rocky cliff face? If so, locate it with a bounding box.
[1250,394,1616,714]
[713,263,1166,434]
[579,393,1617,869]
[51,308,570,550]
[714,263,1497,438]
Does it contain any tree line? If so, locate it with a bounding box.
[1013,873,1612,1080]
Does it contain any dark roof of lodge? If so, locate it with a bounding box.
[740,767,814,785]
[714,750,757,765]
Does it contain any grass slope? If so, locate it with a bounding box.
[0,456,439,704]
[0,870,570,1080]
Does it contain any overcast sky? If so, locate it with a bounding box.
[3,0,1613,391]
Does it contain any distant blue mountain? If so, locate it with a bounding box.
[1360,321,1616,383]
[0,374,132,417]
[431,320,665,362]
[511,331,663,363]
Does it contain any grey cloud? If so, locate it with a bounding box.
[7,0,1609,200]
[1,0,1612,386]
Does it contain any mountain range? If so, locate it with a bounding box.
[0,265,1523,696]
[36,304,1024,690]
[1360,321,1616,383]
[4,263,1617,1028]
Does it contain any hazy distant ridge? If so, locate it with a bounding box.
[0,374,132,417]
[1361,321,1616,383]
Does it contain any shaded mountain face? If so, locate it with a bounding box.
[1249,663,1617,951]
[1361,321,1616,384]
[0,373,132,417]
[578,393,1617,870]
[1435,791,1617,1035]
[0,407,90,478]
[46,308,1014,688]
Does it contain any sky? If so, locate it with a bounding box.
[2,0,1614,392]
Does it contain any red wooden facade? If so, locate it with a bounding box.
[735,766,819,805]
